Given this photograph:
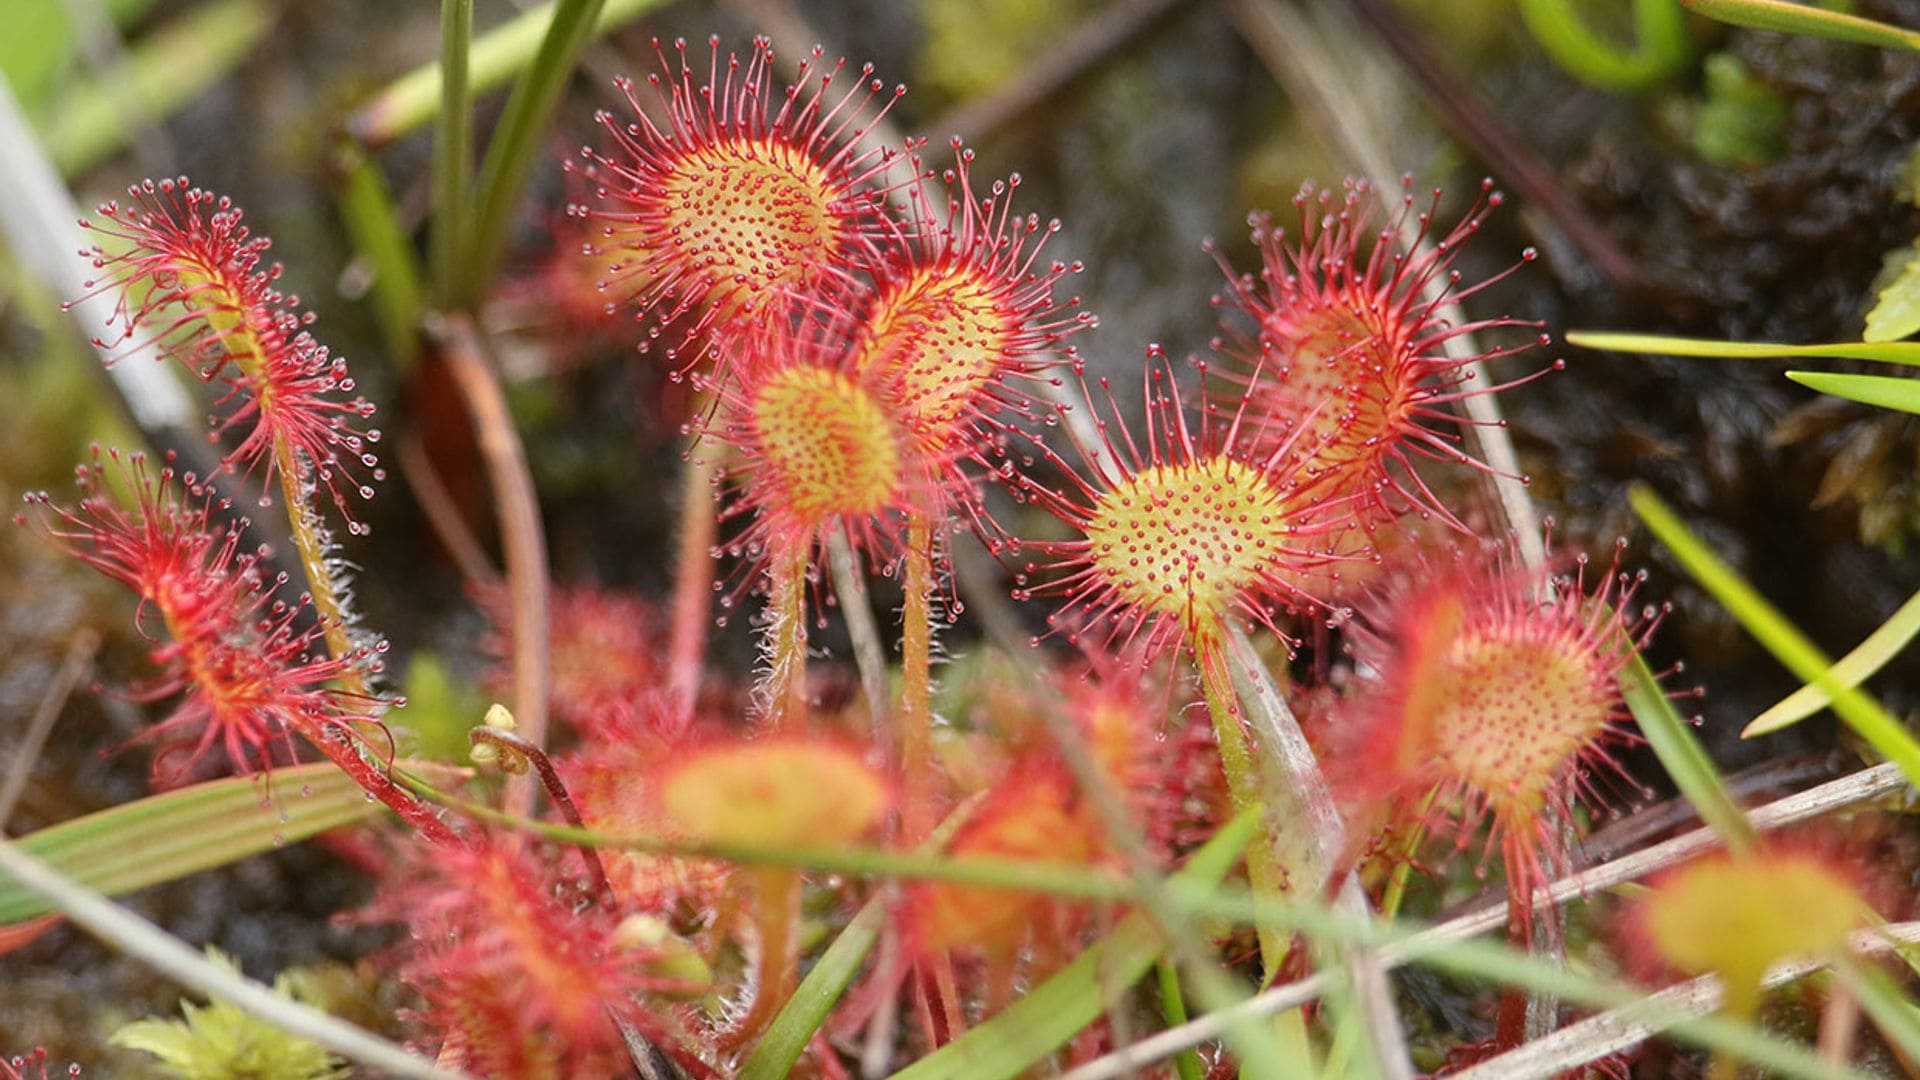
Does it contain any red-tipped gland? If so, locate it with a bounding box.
[750,364,903,525]
[852,142,1091,458]
[575,37,906,361]
[2,1050,76,1080]
[1210,177,1546,528]
[699,316,921,584]
[76,178,382,523]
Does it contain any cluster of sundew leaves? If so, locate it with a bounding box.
[21,18,1902,1079]
[355,34,1714,1074]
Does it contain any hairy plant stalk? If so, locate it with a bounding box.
[763,541,811,729]
[272,436,368,696]
[900,508,937,840]
[668,443,721,716]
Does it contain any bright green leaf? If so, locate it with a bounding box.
[1629,483,1920,789]
[1568,330,1920,367]
[1786,370,1920,415]
[0,760,466,925]
[1747,586,1920,735]
[1680,0,1920,51]
[1621,651,1755,850]
[1867,243,1920,343]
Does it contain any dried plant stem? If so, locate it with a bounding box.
[668,442,720,716]
[433,313,551,818]
[900,509,937,840]
[764,541,811,729]
[0,630,97,826]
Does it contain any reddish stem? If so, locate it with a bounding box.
[469,726,616,908]
[309,728,461,846]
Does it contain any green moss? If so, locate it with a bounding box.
[108,950,345,1080]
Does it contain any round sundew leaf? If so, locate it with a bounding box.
[854,264,1015,448]
[1081,454,1302,636]
[655,136,842,304]
[749,364,904,526]
[1638,850,1866,995]
[656,739,889,849]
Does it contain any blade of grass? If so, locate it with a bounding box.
[349,0,676,146]
[431,0,474,303]
[1619,650,1755,850]
[1155,960,1208,1080]
[1787,370,1920,416]
[1629,483,1920,788]
[1747,586,1920,736]
[454,0,606,308]
[738,890,884,1079]
[1569,330,1920,367]
[330,137,426,367]
[0,761,468,924]
[889,808,1260,1080]
[738,797,983,1080]
[1678,0,1920,52]
[37,0,269,176]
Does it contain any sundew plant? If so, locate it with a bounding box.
[7,1,1920,1077]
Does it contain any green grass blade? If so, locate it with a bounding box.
[738,798,982,1080]
[1679,0,1920,52]
[330,138,426,368]
[39,0,270,176]
[455,0,604,308]
[431,0,474,302]
[1156,960,1209,1080]
[1786,370,1920,415]
[1629,484,1920,789]
[1568,330,1920,367]
[1620,651,1755,850]
[350,0,675,146]
[737,894,884,1079]
[0,760,464,924]
[890,808,1260,1080]
[1747,586,1920,736]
